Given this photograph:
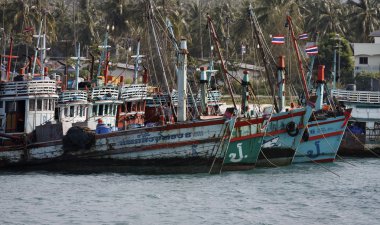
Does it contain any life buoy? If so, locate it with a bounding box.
[302,127,310,142]
[286,121,299,137]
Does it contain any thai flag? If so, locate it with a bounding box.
[305,46,318,55]
[299,33,308,40]
[271,36,285,44]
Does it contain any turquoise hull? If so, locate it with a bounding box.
[222,117,264,171]
[293,114,349,163]
[257,106,313,167]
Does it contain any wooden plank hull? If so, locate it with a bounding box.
[0,117,265,174]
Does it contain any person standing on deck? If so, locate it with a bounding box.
[96,118,111,134]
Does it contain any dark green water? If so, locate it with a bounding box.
[0,158,379,225]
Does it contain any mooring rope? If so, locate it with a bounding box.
[310,111,358,167]
[346,128,380,158]
[209,120,232,174]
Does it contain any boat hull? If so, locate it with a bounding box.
[223,123,264,171]
[0,117,265,174]
[293,113,350,163]
[257,107,312,167]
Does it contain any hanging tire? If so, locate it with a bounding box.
[286,121,299,137]
[302,127,310,142]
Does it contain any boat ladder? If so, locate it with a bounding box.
[209,116,237,174]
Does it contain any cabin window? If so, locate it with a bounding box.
[126,102,132,112]
[29,99,35,111]
[5,102,16,112]
[54,108,59,120]
[92,105,97,116]
[64,107,69,117]
[37,99,42,111]
[105,104,109,115]
[0,101,3,108]
[43,99,48,111]
[48,99,51,111]
[359,57,368,65]
[99,105,104,116]
[70,106,75,117]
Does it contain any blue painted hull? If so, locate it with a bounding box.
[257,106,313,167]
[293,115,349,163]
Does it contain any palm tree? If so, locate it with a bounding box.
[346,0,380,42]
[254,0,307,33]
[303,0,348,38]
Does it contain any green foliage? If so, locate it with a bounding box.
[0,0,379,90]
[355,72,380,90]
[316,33,354,85]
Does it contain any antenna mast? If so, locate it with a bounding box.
[207,15,237,109]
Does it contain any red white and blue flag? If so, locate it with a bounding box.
[271,36,285,44]
[298,33,308,40]
[305,45,318,55]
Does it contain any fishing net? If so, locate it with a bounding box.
[63,126,95,151]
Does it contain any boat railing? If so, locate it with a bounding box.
[120,84,148,99]
[366,127,380,142]
[208,90,222,105]
[331,89,380,104]
[0,80,57,96]
[90,86,119,100]
[58,90,88,103]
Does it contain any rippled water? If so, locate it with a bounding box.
[1,158,379,225]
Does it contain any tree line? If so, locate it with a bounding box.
[0,0,379,89]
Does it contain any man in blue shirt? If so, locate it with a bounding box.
[96,118,111,134]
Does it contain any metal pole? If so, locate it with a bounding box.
[332,47,337,90]
[177,39,188,122]
[338,39,341,85]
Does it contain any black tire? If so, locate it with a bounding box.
[286,121,299,137]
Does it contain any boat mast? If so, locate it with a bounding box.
[41,13,47,77]
[132,39,143,84]
[286,16,309,101]
[3,36,18,81]
[96,25,112,85]
[31,18,44,77]
[306,33,319,91]
[277,56,286,112]
[315,65,325,110]
[177,39,188,122]
[241,70,250,115]
[200,67,208,115]
[206,15,237,109]
[247,4,279,112]
[148,1,175,116]
[71,42,81,90]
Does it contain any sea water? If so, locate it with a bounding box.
[0,158,379,225]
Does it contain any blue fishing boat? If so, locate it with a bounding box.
[247,8,313,167]
[293,66,352,163]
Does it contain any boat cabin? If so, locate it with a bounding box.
[86,85,122,130]
[118,83,147,129]
[57,89,90,134]
[0,79,58,135]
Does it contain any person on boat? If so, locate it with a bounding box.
[96,118,111,134]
